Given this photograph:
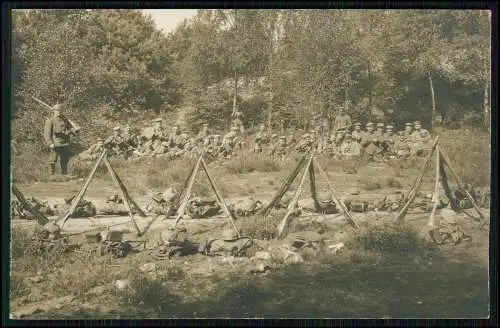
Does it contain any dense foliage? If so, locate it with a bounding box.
[11,9,491,151]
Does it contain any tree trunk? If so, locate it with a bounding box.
[428,72,436,124]
[367,63,372,110]
[267,89,273,132]
[484,79,490,132]
[232,72,238,115]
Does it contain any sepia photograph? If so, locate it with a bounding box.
[8,8,492,320]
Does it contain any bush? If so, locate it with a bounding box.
[237,214,283,240]
[350,223,437,255]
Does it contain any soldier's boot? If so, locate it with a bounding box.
[49,164,56,176]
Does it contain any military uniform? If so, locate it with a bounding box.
[340,133,361,158]
[394,132,411,159]
[360,122,380,159]
[351,123,363,143]
[296,133,314,154]
[382,125,396,155]
[44,104,79,176]
[270,136,288,160]
[401,122,413,140]
[332,107,352,134]
[222,126,240,158]
[195,124,209,143]
[373,123,385,146]
[254,134,264,153]
[410,121,432,156]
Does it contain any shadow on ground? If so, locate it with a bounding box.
[30,245,489,319]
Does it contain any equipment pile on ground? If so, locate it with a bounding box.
[199,229,254,257]
[53,195,97,218]
[149,227,199,259]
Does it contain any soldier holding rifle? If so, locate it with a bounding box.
[35,97,80,178]
[332,105,352,142]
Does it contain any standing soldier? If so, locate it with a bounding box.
[351,122,363,143]
[44,104,80,177]
[332,105,352,138]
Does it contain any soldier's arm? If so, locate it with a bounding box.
[43,118,53,146]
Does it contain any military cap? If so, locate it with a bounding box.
[271,133,278,139]
[221,228,239,241]
[377,123,385,127]
[213,134,221,138]
[366,122,374,127]
[113,126,121,131]
[405,122,413,126]
[97,137,103,141]
[279,136,286,140]
[386,125,394,129]
[152,118,162,123]
[53,104,62,110]
[344,132,352,137]
[354,122,361,127]
[414,121,421,125]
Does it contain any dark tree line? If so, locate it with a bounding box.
[11,9,491,151]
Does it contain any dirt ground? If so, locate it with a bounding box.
[9,159,490,319]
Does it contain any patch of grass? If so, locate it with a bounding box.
[385,177,403,188]
[11,153,48,183]
[362,180,382,191]
[236,214,283,240]
[225,154,282,174]
[117,267,184,317]
[10,273,29,299]
[48,258,119,298]
[289,219,328,235]
[349,223,437,256]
